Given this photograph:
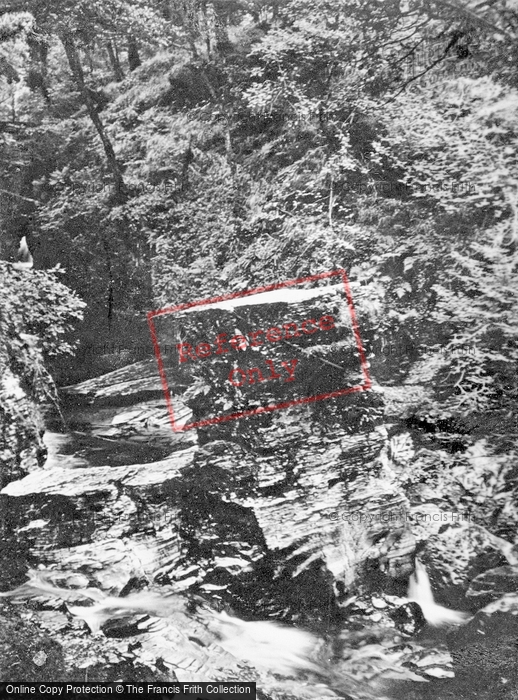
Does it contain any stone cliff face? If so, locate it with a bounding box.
[16,286,516,698]
[2,357,416,613]
[0,357,423,696]
[3,279,418,616]
[4,353,516,697]
[0,262,80,490]
[0,319,47,489]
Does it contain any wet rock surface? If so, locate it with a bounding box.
[60,359,165,405]
[0,360,418,696]
[1,357,518,698]
[466,565,518,607]
[0,353,46,487]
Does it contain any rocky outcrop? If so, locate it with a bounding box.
[0,262,82,488]
[466,565,518,607]
[0,359,46,486]
[0,285,427,696]
[2,357,418,625]
[3,284,418,613]
[0,324,46,488]
[61,359,164,405]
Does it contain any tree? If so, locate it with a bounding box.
[60,29,126,196]
[0,1,170,195]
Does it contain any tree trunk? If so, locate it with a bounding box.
[210,2,231,55]
[61,31,126,199]
[180,135,193,191]
[127,35,141,71]
[27,39,50,104]
[84,44,94,74]
[106,41,124,82]
[39,43,50,104]
[199,68,239,215]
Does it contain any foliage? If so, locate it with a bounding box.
[0,0,517,462]
[0,263,85,401]
[0,264,85,356]
[2,6,518,696]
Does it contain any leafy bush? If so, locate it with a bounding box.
[0,263,85,400]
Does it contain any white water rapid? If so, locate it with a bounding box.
[408,559,471,627]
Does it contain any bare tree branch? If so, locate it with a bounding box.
[0,187,39,203]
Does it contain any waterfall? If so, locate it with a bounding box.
[207,610,323,676]
[408,559,470,627]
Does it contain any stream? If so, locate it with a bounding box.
[1,361,518,699]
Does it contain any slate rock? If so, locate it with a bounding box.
[467,565,518,606]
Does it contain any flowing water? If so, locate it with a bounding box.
[407,560,470,627]
[1,410,510,700]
